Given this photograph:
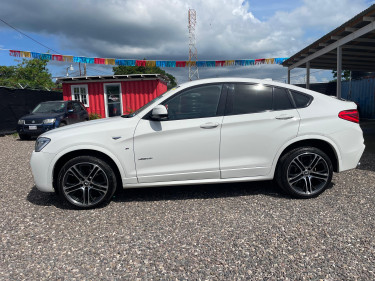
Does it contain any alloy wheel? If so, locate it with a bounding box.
[287,152,329,196]
[62,162,109,207]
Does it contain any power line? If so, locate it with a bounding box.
[0,17,113,76]
[0,17,60,54]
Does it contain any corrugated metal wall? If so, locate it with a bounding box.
[62,80,167,118]
[122,80,160,114]
[341,77,375,119]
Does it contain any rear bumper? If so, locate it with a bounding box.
[339,143,365,172]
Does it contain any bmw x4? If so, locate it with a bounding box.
[30,78,365,208]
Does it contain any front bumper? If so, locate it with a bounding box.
[17,123,56,136]
[30,150,56,192]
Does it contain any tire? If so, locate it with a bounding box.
[57,156,117,209]
[19,133,31,140]
[59,122,66,127]
[276,147,333,198]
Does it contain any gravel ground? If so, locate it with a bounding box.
[0,134,375,280]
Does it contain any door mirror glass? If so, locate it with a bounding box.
[151,105,168,120]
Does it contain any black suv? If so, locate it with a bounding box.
[17,100,89,140]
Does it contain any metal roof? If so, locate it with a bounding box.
[56,74,169,83]
[283,4,375,71]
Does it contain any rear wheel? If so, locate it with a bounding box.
[57,156,116,208]
[276,147,333,198]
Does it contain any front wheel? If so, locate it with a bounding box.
[57,156,117,208]
[276,147,333,198]
[19,133,31,140]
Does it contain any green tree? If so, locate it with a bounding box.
[0,59,55,89]
[113,65,177,89]
[331,70,351,81]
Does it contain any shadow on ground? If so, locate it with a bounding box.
[27,181,289,210]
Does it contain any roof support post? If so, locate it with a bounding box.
[306,61,310,89]
[337,46,342,98]
[287,68,291,84]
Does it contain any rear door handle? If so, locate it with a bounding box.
[200,122,219,129]
[275,115,294,120]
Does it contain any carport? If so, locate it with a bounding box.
[282,4,375,98]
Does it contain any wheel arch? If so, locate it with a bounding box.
[52,148,124,193]
[273,137,340,174]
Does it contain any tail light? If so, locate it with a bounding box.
[338,110,359,123]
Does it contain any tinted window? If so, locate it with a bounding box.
[79,103,87,111]
[32,102,66,113]
[163,85,222,120]
[73,102,82,112]
[273,87,294,110]
[230,84,272,115]
[290,90,312,108]
[67,102,73,111]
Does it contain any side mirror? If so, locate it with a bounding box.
[151,105,168,120]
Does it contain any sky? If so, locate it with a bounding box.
[0,0,374,85]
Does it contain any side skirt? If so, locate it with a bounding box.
[122,174,274,189]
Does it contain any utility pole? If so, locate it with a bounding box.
[84,63,87,76]
[188,9,199,81]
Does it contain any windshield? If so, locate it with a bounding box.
[32,102,66,114]
[122,87,179,118]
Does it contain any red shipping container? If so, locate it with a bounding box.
[59,74,168,118]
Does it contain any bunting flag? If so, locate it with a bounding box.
[8,49,289,68]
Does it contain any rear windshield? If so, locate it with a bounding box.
[32,102,66,113]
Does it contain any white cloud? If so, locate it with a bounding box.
[0,0,370,82]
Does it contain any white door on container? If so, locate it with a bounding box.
[104,83,123,117]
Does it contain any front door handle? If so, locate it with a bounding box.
[275,115,294,120]
[200,122,219,129]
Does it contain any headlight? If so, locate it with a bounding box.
[43,118,56,124]
[35,137,51,152]
[18,119,25,125]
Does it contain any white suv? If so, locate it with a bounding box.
[30,78,365,208]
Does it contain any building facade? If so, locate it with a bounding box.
[57,74,168,118]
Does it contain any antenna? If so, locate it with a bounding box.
[188,9,199,81]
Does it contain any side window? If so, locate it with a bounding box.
[273,87,294,111]
[290,90,312,108]
[67,102,73,111]
[79,103,87,111]
[73,102,81,112]
[163,84,222,120]
[228,84,272,115]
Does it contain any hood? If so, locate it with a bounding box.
[40,115,140,139]
[21,112,65,120]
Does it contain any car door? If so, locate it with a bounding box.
[66,102,75,125]
[220,83,300,178]
[70,102,82,124]
[133,84,225,183]
[76,102,89,121]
